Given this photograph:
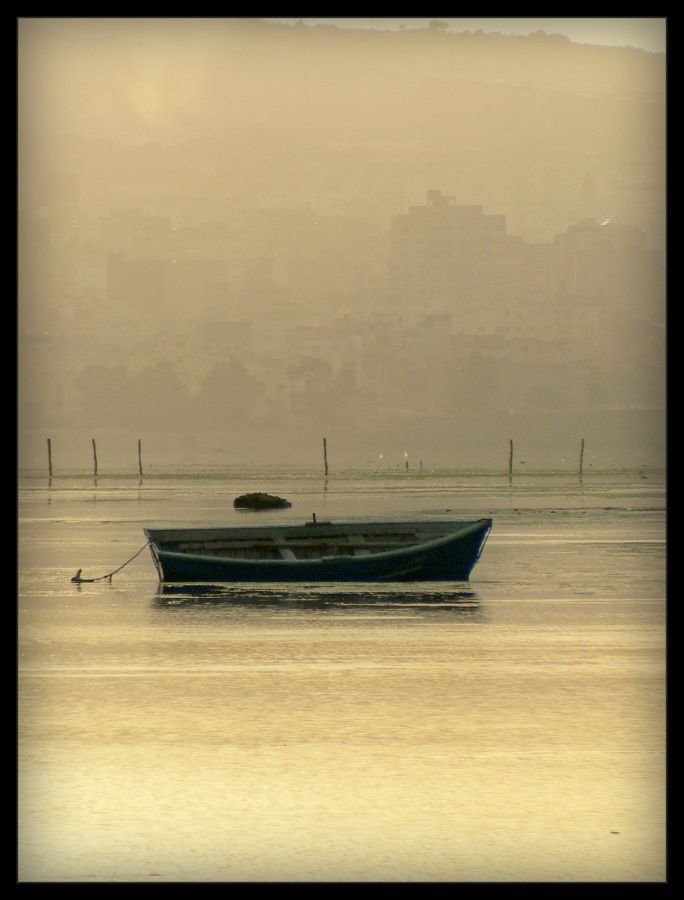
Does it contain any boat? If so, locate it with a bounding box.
[143,517,492,583]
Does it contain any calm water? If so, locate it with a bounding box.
[18,470,666,883]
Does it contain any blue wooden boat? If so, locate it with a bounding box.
[144,518,492,583]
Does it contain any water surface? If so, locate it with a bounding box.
[18,470,666,882]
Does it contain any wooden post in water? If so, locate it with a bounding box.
[323,437,329,477]
[508,439,514,483]
[91,438,98,479]
[47,438,53,478]
[137,439,143,479]
[579,437,585,479]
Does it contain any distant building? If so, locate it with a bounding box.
[552,218,665,321]
[388,189,509,309]
[388,193,664,353]
[99,208,173,259]
[106,254,165,311]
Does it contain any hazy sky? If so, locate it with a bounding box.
[266,18,666,54]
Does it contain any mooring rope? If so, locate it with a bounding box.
[71,541,152,584]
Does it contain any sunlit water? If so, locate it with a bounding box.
[18,469,666,882]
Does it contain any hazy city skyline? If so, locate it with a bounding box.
[18,17,666,471]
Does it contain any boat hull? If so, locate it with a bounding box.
[145,519,492,584]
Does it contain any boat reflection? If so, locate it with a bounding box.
[152,581,484,616]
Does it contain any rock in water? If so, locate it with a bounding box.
[234,492,292,510]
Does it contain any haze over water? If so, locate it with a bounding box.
[18,468,666,882]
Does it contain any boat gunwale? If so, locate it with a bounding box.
[144,518,492,543]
